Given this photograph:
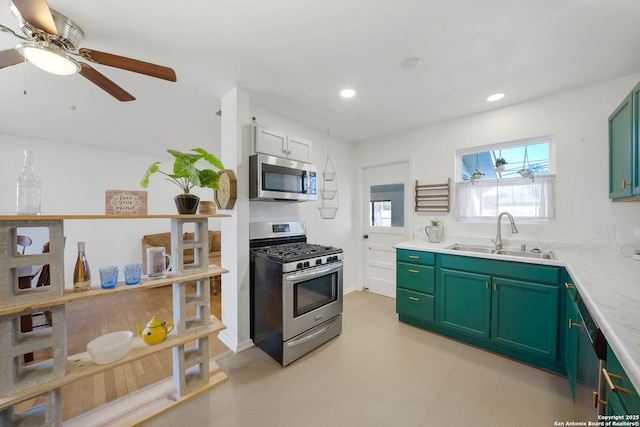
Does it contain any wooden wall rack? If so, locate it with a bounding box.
[414,179,450,212]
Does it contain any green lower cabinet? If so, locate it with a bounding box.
[564,283,579,401]
[438,270,559,360]
[491,277,559,359]
[397,288,435,323]
[397,262,435,294]
[439,269,491,339]
[397,251,563,372]
[604,345,640,416]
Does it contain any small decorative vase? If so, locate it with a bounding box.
[174,194,200,214]
[425,225,444,243]
[198,201,217,214]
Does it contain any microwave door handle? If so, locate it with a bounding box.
[305,170,310,194]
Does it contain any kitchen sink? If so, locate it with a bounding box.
[444,244,494,254]
[444,244,557,260]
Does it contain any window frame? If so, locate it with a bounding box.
[455,135,556,224]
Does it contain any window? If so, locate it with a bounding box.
[369,184,404,227]
[456,136,555,221]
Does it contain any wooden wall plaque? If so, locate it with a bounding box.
[105,190,148,215]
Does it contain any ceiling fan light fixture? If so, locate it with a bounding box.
[16,42,80,76]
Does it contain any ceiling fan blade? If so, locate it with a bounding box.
[79,63,135,102]
[78,48,177,82]
[0,48,25,69]
[11,0,58,35]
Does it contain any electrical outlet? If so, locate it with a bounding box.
[592,225,615,240]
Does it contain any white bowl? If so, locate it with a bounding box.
[87,331,133,365]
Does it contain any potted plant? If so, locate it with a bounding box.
[494,157,507,172]
[470,169,484,182]
[140,148,225,214]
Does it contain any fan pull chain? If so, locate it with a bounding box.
[70,74,77,110]
[22,57,28,95]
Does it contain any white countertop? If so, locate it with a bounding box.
[395,237,640,392]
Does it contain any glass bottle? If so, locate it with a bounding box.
[73,241,91,291]
[16,149,42,215]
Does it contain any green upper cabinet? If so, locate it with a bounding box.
[491,276,559,359]
[634,81,640,196]
[609,80,640,200]
[609,92,633,199]
[439,269,491,339]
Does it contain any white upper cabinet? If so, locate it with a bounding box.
[252,123,312,162]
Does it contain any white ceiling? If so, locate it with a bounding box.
[1,0,639,154]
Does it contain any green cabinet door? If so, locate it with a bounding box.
[439,268,491,339]
[634,81,640,196]
[605,345,640,415]
[491,277,559,359]
[565,283,579,401]
[609,92,634,199]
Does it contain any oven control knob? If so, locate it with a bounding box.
[316,259,322,265]
[304,261,310,268]
[297,262,303,269]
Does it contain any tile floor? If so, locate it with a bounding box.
[143,291,575,427]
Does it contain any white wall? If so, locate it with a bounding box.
[354,73,640,249]
[0,133,222,283]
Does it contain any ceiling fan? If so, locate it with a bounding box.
[0,0,176,101]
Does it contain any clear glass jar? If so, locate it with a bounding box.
[73,241,91,291]
[16,149,41,215]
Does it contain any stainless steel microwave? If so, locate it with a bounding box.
[249,154,317,201]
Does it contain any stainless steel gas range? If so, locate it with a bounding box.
[250,222,343,366]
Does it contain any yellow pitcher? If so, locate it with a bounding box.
[135,315,174,345]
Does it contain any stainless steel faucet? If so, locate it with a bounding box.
[492,212,519,251]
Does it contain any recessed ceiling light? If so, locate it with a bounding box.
[487,93,505,102]
[340,88,356,98]
[401,57,422,70]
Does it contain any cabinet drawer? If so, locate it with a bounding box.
[605,346,640,415]
[397,263,435,294]
[440,254,559,284]
[396,289,434,323]
[397,249,435,266]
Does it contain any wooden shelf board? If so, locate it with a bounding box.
[0,316,225,411]
[64,358,228,427]
[0,266,228,316]
[0,214,231,221]
[416,207,450,211]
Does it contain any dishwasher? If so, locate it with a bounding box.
[572,289,608,420]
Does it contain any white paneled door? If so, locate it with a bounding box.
[362,162,411,298]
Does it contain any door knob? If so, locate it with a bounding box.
[363,234,369,239]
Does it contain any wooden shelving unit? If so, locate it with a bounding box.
[414,179,451,212]
[0,214,230,427]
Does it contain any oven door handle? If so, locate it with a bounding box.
[287,316,341,348]
[285,261,343,282]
